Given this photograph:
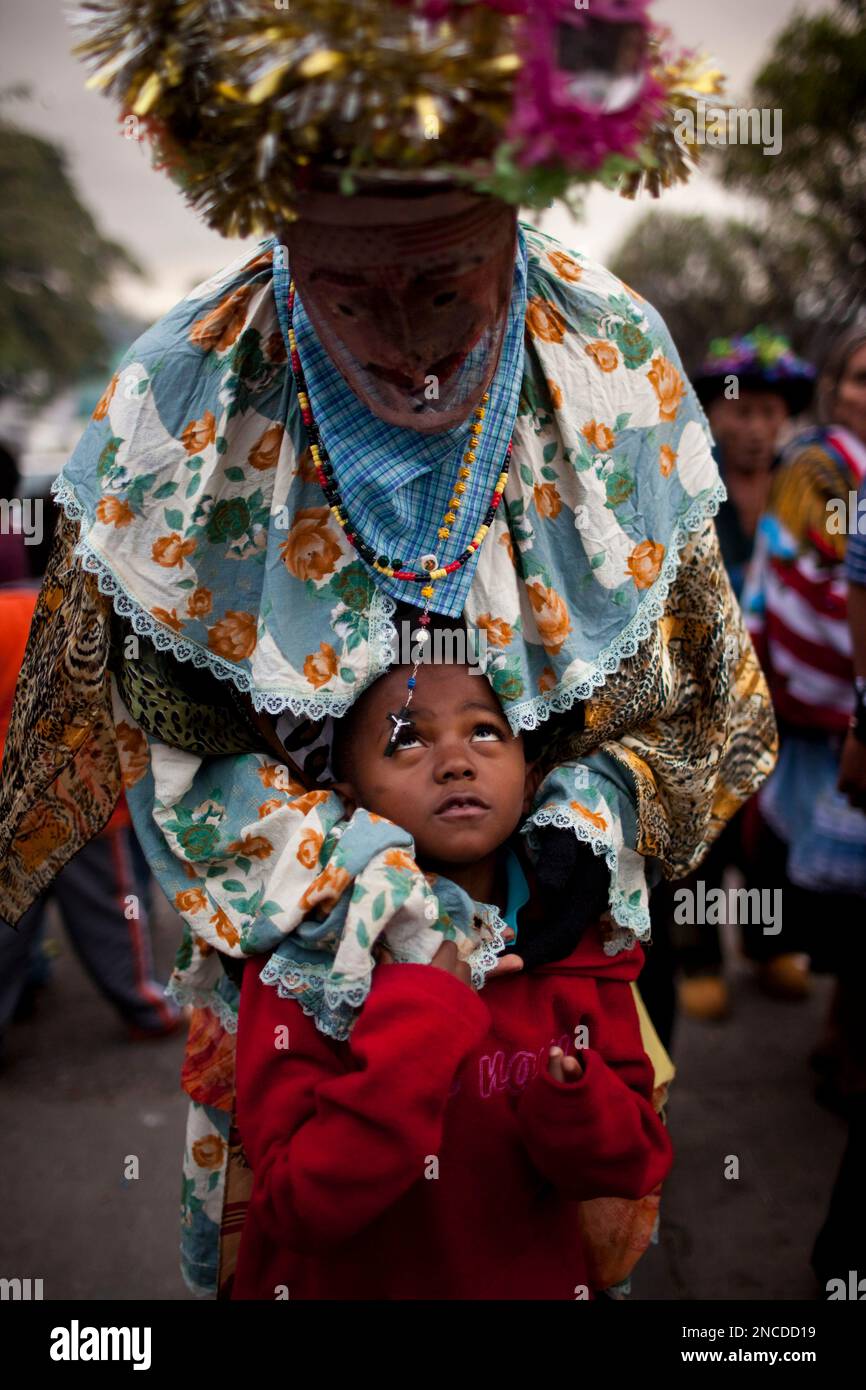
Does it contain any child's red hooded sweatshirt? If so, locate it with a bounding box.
[231,922,673,1300]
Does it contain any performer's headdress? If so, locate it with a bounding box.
[69,1,725,434]
[69,0,725,237]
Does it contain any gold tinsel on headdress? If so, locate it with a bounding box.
[69,1,725,236]
[619,44,728,199]
[70,0,521,236]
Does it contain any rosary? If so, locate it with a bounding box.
[383,595,434,757]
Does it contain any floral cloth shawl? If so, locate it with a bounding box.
[51,226,729,731]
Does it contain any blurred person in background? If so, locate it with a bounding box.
[698,329,815,603]
[642,332,815,1036]
[0,474,182,1063]
[742,325,866,1115]
[839,483,866,819]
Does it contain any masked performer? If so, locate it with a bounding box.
[0,0,776,1297]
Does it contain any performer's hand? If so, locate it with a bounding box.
[508,829,610,972]
[547,1046,582,1084]
[838,730,866,811]
[377,939,472,987]
[487,952,524,979]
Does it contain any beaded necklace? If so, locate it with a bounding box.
[287,277,513,754]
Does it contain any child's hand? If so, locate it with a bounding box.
[431,939,473,988]
[376,939,472,987]
[547,1046,583,1084]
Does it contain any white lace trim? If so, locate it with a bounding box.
[600,922,646,958]
[52,472,399,719]
[258,903,508,1040]
[501,481,727,733]
[380,904,509,989]
[165,976,239,1033]
[260,953,373,1041]
[52,471,724,724]
[468,904,511,989]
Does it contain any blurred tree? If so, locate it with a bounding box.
[721,0,866,360]
[0,97,142,402]
[610,212,813,376]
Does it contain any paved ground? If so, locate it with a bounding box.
[0,890,195,1302]
[0,893,846,1301]
[631,927,846,1301]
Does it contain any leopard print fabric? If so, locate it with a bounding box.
[109,612,267,760]
[540,516,778,879]
[0,511,120,925]
[0,515,282,924]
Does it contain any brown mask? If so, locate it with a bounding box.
[281,175,518,434]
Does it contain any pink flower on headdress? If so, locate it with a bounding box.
[392,2,661,174]
[566,1,652,20]
[507,1,663,173]
[397,2,650,32]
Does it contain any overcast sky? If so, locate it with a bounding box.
[1,0,830,318]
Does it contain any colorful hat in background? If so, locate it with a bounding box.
[69,0,725,237]
[692,327,816,416]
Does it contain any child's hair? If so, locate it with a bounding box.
[330,690,365,784]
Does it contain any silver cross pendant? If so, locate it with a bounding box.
[384,705,414,758]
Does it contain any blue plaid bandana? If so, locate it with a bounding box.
[274,225,528,619]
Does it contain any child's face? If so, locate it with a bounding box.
[331,663,539,866]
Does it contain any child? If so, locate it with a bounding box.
[231,657,673,1300]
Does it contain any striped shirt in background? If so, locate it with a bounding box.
[742,425,866,733]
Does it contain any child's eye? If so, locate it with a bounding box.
[392,721,503,751]
[472,722,504,741]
